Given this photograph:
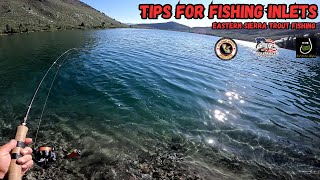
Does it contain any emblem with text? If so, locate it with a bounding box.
[296,38,317,58]
[214,38,238,60]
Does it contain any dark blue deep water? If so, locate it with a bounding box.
[0,29,319,179]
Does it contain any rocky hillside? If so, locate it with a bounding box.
[0,0,127,34]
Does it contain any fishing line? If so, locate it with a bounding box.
[22,48,77,125]
[8,48,86,179]
[33,52,72,147]
[22,47,92,146]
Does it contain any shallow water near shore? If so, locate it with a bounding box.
[0,29,319,179]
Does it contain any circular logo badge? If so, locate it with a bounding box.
[214,38,238,60]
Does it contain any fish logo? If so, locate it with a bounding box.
[255,37,278,56]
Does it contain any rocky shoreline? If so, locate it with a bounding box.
[24,138,205,180]
[0,25,128,36]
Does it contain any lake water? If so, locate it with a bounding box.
[0,29,319,179]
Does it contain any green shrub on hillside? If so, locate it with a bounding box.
[0,0,128,34]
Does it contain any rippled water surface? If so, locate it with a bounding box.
[0,29,319,179]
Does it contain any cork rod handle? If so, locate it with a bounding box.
[8,125,28,180]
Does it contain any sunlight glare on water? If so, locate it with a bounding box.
[0,29,319,179]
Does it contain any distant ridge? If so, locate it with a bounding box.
[136,21,190,31]
[0,0,127,34]
[136,21,320,42]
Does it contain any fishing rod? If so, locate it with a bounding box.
[34,52,71,147]
[8,48,77,180]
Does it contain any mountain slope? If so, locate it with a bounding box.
[0,0,127,34]
[136,22,190,31]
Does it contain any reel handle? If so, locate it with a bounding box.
[8,125,28,180]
